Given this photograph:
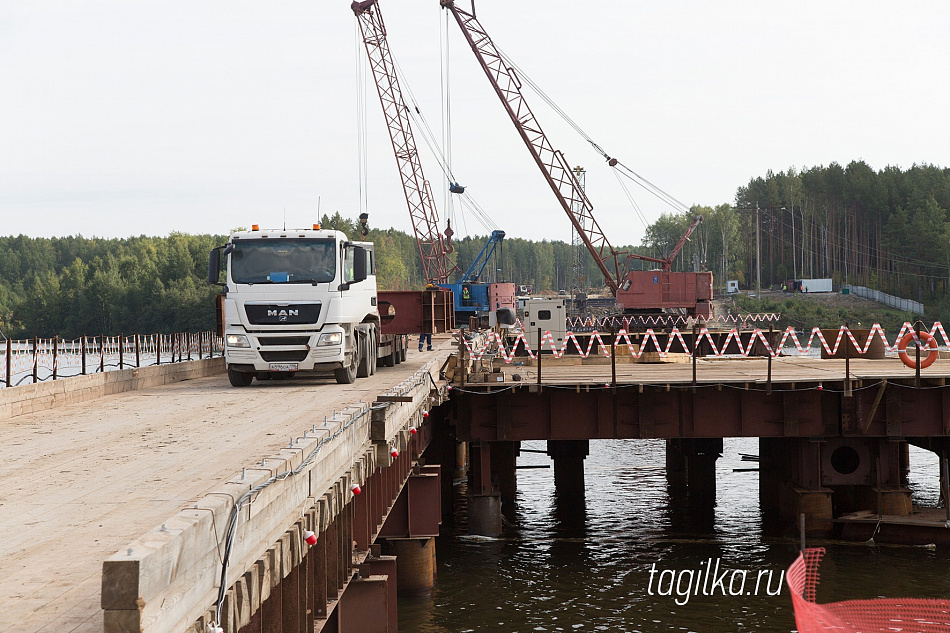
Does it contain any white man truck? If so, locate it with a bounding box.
[208,225,412,387]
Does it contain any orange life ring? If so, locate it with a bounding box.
[897,331,939,369]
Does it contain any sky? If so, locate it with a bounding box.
[2,1,949,246]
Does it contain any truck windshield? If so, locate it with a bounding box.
[230,239,336,284]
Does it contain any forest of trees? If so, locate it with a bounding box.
[652,161,950,310]
[2,161,949,339]
[0,233,225,339]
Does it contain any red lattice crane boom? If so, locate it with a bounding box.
[353,0,459,284]
[441,0,712,316]
[439,0,624,295]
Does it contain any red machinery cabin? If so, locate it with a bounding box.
[616,270,713,317]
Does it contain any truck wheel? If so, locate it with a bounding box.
[369,330,378,375]
[380,341,396,367]
[334,351,358,384]
[398,344,407,363]
[228,367,253,387]
[357,329,371,378]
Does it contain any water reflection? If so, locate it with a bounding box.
[400,438,946,633]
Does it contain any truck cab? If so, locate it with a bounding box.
[209,226,380,386]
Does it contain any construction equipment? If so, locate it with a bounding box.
[441,0,712,317]
[461,229,505,284]
[438,229,514,326]
[208,225,411,386]
[353,0,516,325]
[352,0,458,285]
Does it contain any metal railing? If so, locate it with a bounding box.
[0,331,222,389]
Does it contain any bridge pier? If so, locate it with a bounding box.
[760,437,833,537]
[467,442,503,536]
[665,440,688,493]
[492,440,519,521]
[456,440,469,479]
[666,439,720,532]
[389,537,436,596]
[665,439,721,500]
[760,437,913,538]
[833,438,912,517]
[547,439,589,500]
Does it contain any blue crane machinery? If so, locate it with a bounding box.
[461,229,505,284]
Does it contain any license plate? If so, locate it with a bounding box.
[268,363,298,372]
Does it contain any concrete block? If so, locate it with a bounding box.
[0,358,225,420]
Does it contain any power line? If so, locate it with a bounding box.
[496,47,693,225]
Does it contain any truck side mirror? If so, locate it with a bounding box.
[208,248,221,284]
[208,244,231,286]
[353,246,368,283]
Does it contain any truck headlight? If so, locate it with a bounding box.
[317,332,343,346]
[226,334,251,348]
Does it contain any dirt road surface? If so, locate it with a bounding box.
[0,337,451,633]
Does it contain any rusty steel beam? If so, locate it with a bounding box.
[452,381,950,441]
[378,468,442,539]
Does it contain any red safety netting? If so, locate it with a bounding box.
[787,548,950,632]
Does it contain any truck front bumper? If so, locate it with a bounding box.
[224,327,347,374]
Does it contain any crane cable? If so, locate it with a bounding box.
[497,48,693,220]
[392,57,499,234]
[440,11,455,232]
[610,165,652,230]
[354,22,370,217]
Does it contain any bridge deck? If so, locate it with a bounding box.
[489,355,949,386]
[0,339,449,633]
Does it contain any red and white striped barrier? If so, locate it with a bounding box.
[460,322,950,363]
[563,313,782,329]
[510,313,782,331]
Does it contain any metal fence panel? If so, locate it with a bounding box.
[844,285,924,316]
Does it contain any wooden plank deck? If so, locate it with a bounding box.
[480,356,950,387]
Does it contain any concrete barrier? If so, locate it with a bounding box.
[0,358,225,420]
[102,363,438,633]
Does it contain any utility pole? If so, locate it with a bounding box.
[790,204,797,281]
[756,203,762,297]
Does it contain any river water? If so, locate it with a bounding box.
[401,438,950,633]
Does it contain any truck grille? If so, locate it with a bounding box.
[260,351,309,362]
[258,336,311,346]
[245,304,320,325]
